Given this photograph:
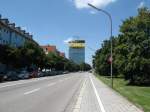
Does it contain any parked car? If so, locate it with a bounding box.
[29,70,38,78]
[5,71,19,81]
[63,71,69,74]
[18,71,30,79]
[37,71,45,77]
[0,73,4,82]
[89,70,92,73]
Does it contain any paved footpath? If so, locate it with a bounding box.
[73,73,143,112]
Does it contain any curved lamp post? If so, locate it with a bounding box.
[88,3,113,88]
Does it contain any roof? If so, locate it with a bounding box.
[41,45,57,52]
[69,40,85,43]
[0,15,37,44]
[59,52,65,57]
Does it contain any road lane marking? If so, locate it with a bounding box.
[73,79,86,112]
[24,88,40,95]
[0,82,30,89]
[64,78,68,80]
[59,79,63,82]
[47,83,56,87]
[90,76,106,112]
[0,78,49,89]
[0,76,62,89]
[0,74,76,89]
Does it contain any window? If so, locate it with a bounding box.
[3,40,5,44]
[15,34,17,39]
[6,41,8,44]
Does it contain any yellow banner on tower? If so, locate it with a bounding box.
[69,42,85,48]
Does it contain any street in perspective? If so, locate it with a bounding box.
[0,0,150,112]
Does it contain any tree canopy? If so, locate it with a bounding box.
[0,41,91,72]
[93,7,150,85]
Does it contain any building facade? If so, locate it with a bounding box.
[0,15,38,73]
[41,45,65,57]
[41,45,58,55]
[0,15,36,47]
[69,40,85,64]
[59,52,65,57]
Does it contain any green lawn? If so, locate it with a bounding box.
[96,75,150,112]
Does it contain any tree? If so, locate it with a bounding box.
[0,41,47,71]
[93,7,150,85]
[93,38,118,76]
[118,7,150,85]
[79,62,91,71]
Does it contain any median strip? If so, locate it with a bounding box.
[73,79,86,112]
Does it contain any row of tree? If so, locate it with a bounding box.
[43,51,91,72]
[93,8,150,85]
[0,41,91,72]
[0,42,45,71]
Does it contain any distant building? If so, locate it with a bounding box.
[41,45,65,57]
[41,45,58,55]
[59,52,65,57]
[69,40,85,64]
[0,14,37,47]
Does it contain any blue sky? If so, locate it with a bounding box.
[0,0,149,64]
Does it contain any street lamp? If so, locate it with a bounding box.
[88,3,113,88]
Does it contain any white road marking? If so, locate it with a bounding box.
[47,83,56,87]
[0,77,58,89]
[0,75,74,89]
[73,79,86,112]
[59,79,63,82]
[90,76,106,112]
[24,88,40,95]
[0,82,30,89]
[64,78,68,80]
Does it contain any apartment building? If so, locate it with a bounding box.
[41,45,65,57]
[0,15,36,47]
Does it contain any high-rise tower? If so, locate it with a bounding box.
[69,40,85,64]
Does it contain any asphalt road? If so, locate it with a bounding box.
[0,72,86,112]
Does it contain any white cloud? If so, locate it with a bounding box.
[73,0,116,9]
[64,37,74,44]
[138,1,145,8]
[90,10,97,14]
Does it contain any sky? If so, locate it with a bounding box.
[0,0,149,65]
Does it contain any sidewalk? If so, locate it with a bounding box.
[73,73,143,112]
